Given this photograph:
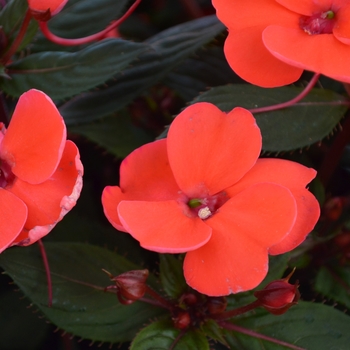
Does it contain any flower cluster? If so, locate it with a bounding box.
[102,102,320,296]
[0,89,83,252]
[212,0,350,87]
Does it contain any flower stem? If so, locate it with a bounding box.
[37,239,52,307]
[145,285,174,310]
[249,73,321,114]
[1,9,32,65]
[210,300,261,320]
[39,0,141,46]
[219,321,306,349]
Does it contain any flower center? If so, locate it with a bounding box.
[299,10,336,35]
[187,192,229,220]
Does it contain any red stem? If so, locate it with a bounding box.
[39,0,141,46]
[145,285,174,310]
[249,73,321,114]
[37,239,52,307]
[218,321,306,350]
[1,9,32,65]
[211,300,262,320]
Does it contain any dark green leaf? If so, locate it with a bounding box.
[0,243,165,343]
[69,111,153,158]
[59,15,225,124]
[0,0,28,35]
[48,0,131,38]
[225,302,350,349]
[201,319,228,347]
[0,0,38,51]
[159,254,187,298]
[1,39,147,99]
[315,266,350,309]
[164,46,239,101]
[130,320,210,350]
[192,84,348,152]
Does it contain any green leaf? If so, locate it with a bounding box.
[130,320,210,350]
[191,84,348,152]
[201,319,228,347]
[0,0,28,35]
[225,302,350,349]
[59,15,225,124]
[164,46,238,101]
[315,266,350,309]
[0,243,165,343]
[159,254,187,298]
[48,0,131,38]
[69,111,154,158]
[1,39,147,99]
[0,0,38,51]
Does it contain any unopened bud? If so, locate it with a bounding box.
[173,311,191,329]
[254,270,300,315]
[104,269,149,305]
[206,296,227,315]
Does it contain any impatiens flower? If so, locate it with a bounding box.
[102,102,320,296]
[27,0,68,20]
[0,89,83,253]
[212,0,350,87]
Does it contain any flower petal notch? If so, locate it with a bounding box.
[102,102,320,296]
[212,0,350,87]
[27,0,68,20]
[0,89,83,250]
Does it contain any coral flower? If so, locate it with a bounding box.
[0,89,83,253]
[27,0,68,19]
[212,0,350,87]
[102,102,320,296]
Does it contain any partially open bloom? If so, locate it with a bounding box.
[27,0,68,20]
[212,0,350,87]
[102,102,320,296]
[0,89,83,252]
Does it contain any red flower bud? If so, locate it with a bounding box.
[323,197,346,221]
[254,271,300,315]
[206,296,228,315]
[104,269,149,305]
[173,311,191,330]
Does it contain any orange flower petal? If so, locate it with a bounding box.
[276,0,327,15]
[167,103,262,197]
[183,182,297,295]
[9,141,83,246]
[224,27,302,87]
[0,189,27,253]
[227,159,319,254]
[263,26,350,82]
[102,139,180,231]
[213,0,297,30]
[227,158,317,197]
[333,5,350,45]
[118,200,212,253]
[184,224,268,295]
[269,188,320,254]
[0,89,66,184]
[27,0,68,15]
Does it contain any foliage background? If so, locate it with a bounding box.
[1,0,350,349]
